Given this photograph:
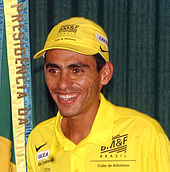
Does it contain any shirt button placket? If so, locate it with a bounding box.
[71,151,78,172]
[71,146,85,172]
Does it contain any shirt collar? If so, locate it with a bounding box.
[50,93,116,154]
[87,93,115,145]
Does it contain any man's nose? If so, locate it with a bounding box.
[58,71,71,90]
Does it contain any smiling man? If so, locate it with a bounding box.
[26,17,170,172]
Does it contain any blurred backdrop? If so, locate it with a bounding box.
[29,0,170,137]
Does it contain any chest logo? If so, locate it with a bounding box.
[37,150,50,162]
[100,134,128,157]
[35,142,48,152]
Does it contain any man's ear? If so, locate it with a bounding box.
[100,62,113,85]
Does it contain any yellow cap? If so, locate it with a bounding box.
[34,17,109,62]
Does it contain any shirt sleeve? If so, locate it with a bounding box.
[26,135,39,172]
[147,132,170,172]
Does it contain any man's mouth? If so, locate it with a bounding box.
[58,93,78,101]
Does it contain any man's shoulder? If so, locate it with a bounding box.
[102,95,164,134]
[28,116,56,141]
[113,105,165,134]
[36,116,56,127]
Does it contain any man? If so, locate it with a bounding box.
[27,17,170,172]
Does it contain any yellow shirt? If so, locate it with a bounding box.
[26,94,170,172]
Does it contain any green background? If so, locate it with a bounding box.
[29,0,170,137]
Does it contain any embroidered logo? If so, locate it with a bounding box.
[58,24,79,35]
[35,142,48,152]
[100,46,108,52]
[96,33,108,48]
[37,150,50,162]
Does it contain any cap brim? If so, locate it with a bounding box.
[33,43,98,59]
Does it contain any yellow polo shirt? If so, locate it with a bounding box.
[26,94,170,172]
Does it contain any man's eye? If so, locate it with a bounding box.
[48,69,59,73]
[73,68,82,73]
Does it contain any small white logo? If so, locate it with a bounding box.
[37,150,50,162]
[96,33,108,48]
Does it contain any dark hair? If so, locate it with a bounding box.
[44,52,106,72]
[93,53,106,72]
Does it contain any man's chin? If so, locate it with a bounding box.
[58,109,79,118]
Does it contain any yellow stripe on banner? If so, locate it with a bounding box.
[4,1,27,171]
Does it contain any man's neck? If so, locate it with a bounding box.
[61,104,99,144]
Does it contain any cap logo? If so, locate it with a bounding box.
[100,46,108,52]
[96,33,108,48]
[58,24,79,35]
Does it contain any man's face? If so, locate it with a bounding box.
[44,49,104,117]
